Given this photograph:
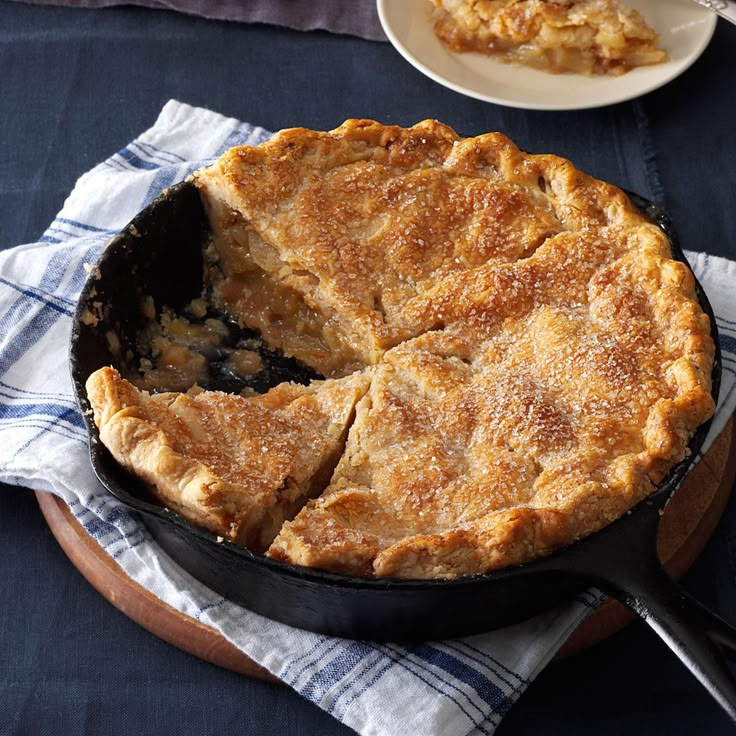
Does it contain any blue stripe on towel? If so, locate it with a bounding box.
[0,277,73,317]
[55,217,117,234]
[376,643,495,734]
[300,641,377,703]
[116,147,162,171]
[383,644,501,726]
[0,396,84,428]
[409,644,514,716]
[443,642,525,693]
[130,140,187,165]
[0,379,76,404]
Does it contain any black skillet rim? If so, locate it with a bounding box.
[69,181,722,595]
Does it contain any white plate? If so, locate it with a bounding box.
[376,0,717,110]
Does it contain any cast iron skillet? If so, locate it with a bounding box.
[70,181,736,719]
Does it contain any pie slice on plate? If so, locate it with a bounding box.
[431,0,668,75]
[86,366,370,550]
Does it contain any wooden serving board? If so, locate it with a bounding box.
[36,417,736,677]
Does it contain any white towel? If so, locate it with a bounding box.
[1,100,734,736]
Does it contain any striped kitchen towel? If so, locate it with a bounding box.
[1,99,735,736]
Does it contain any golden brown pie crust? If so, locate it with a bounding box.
[87,120,714,580]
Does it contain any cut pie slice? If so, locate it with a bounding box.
[195,119,566,376]
[431,0,668,76]
[86,366,370,550]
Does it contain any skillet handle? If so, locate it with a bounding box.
[591,537,736,721]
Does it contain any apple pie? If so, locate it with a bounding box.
[86,120,714,579]
[431,0,668,75]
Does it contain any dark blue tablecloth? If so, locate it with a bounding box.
[1,1,735,733]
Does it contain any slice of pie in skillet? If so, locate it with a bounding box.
[431,0,668,75]
[194,119,565,377]
[86,366,370,551]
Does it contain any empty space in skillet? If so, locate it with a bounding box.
[69,181,720,641]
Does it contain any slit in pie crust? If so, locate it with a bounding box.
[431,0,668,76]
[86,120,714,579]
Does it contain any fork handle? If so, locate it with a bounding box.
[691,0,736,26]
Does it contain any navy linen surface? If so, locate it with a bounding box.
[1,2,736,735]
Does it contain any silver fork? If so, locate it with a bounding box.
[691,0,736,25]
